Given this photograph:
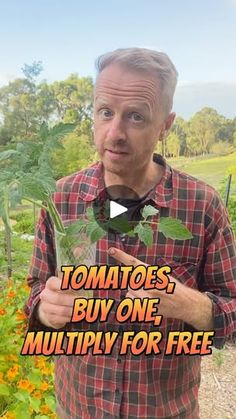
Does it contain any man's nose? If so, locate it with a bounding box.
[107,116,126,140]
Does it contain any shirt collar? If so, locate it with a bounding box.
[77,153,173,208]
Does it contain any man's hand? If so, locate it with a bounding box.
[108,247,214,330]
[108,247,186,320]
[38,276,80,329]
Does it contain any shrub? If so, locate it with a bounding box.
[210,141,234,156]
[12,212,35,235]
[0,277,56,418]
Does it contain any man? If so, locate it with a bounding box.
[25,48,236,418]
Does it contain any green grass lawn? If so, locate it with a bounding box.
[167,151,236,191]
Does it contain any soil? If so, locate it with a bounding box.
[199,343,236,419]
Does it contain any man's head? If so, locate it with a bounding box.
[93,48,178,179]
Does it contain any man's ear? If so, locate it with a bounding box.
[159,112,176,140]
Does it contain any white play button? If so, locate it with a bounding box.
[110,201,128,219]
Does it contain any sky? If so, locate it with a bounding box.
[0,0,235,119]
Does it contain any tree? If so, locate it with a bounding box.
[52,130,96,178]
[187,108,223,155]
[165,132,180,158]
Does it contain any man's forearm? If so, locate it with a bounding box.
[179,285,214,330]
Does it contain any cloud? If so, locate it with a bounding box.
[173,81,236,119]
[0,73,17,87]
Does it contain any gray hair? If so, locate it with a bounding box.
[95,47,178,115]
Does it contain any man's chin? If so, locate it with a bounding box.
[101,158,127,176]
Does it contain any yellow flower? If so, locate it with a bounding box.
[40,381,50,391]
[5,354,18,362]
[42,366,52,375]
[34,357,47,368]
[40,404,51,414]
[0,371,5,384]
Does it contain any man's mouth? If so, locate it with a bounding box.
[106,149,128,155]
[105,149,129,160]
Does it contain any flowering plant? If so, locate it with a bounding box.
[0,278,56,418]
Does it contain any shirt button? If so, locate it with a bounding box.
[117,358,122,363]
[115,388,120,394]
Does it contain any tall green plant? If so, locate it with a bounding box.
[0,123,75,275]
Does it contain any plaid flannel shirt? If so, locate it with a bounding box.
[25,153,236,419]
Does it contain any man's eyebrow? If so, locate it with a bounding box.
[125,103,150,112]
[94,98,109,106]
[95,99,150,112]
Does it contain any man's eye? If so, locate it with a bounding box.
[100,109,113,118]
[129,112,144,122]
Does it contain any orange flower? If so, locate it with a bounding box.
[0,308,6,315]
[1,412,16,419]
[7,291,16,298]
[40,381,49,391]
[23,282,30,291]
[11,364,19,373]
[16,309,26,321]
[40,405,51,415]
[17,379,31,390]
[7,366,19,381]
[26,383,35,393]
[33,390,42,399]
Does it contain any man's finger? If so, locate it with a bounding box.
[108,247,148,267]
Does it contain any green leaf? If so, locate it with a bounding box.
[30,396,41,412]
[14,403,31,419]
[9,184,22,209]
[0,186,12,231]
[86,222,106,243]
[28,370,41,385]
[66,219,85,235]
[126,229,136,237]
[21,176,49,202]
[159,217,193,240]
[134,223,153,246]
[107,216,132,234]
[0,383,10,396]
[49,122,76,141]
[0,149,20,162]
[86,206,95,221]
[44,395,56,411]
[14,390,30,403]
[141,205,159,219]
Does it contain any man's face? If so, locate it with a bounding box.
[93,64,171,177]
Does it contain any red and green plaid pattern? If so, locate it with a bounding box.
[25,154,236,418]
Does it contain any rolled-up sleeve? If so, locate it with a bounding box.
[200,194,236,348]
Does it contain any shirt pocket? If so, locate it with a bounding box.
[157,256,199,290]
